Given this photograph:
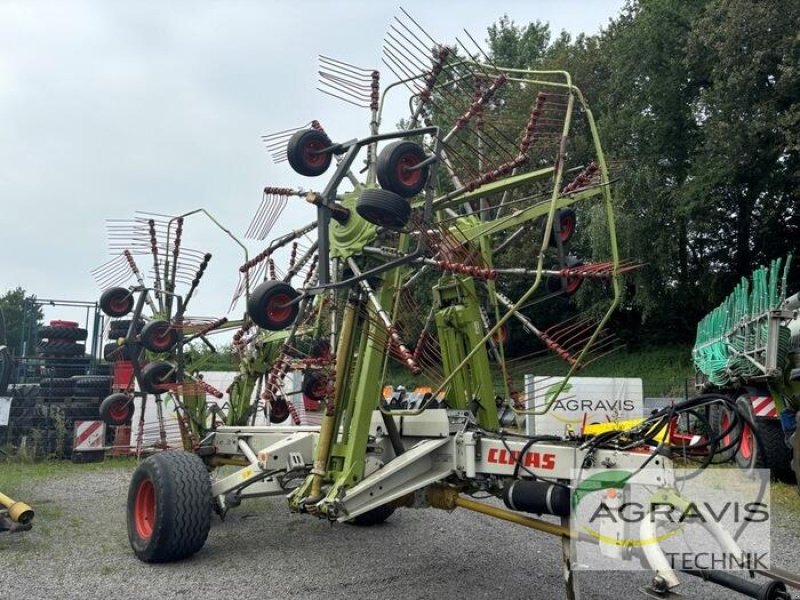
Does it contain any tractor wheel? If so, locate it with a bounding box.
[37,340,84,356]
[376,141,429,198]
[100,287,134,318]
[247,281,300,331]
[108,319,145,340]
[140,320,178,353]
[269,397,291,424]
[356,189,411,230]
[127,450,212,563]
[139,361,177,395]
[286,129,332,177]
[100,393,134,426]
[73,376,113,398]
[549,208,577,246]
[37,326,88,342]
[348,504,395,526]
[756,419,796,484]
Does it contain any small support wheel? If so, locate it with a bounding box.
[287,129,332,177]
[100,392,134,426]
[376,141,429,198]
[140,320,178,353]
[247,281,301,331]
[348,504,395,526]
[549,208,577,246]
[100,287,134,318]
[139,361,177,394]
[356,188,411,229]
[127,450,212,563]
[301,370,330,402]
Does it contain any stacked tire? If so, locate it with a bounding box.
[37,320,88,377]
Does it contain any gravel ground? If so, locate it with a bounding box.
[1,463,798,600]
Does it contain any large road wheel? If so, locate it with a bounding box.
[127,451,212,563]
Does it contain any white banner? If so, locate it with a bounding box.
[524,376,643,437]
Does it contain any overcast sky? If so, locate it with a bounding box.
[0,0,625,330]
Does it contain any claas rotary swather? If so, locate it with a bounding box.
[93,12,798,600]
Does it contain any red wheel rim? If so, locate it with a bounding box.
[303,140,327,167]
[109,295,130,313]
[134,478,156,540]
[492,324,509,344]
[559,214,576,242]
[565,275,582,295]
[148,325,174,351]
[396,153,422,187]
[109,399,130,422]
[740,424,754,461]
[50,320,79,328]
[266,293,293,324]
[721,412,732,448]
[311,379,328,398]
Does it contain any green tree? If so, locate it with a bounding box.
[685,0,800,294]
[0,288,44,356]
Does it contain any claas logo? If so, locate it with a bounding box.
[487,448,556,470]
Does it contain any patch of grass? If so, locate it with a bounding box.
[771,482,800,531]
[0,457,137,495]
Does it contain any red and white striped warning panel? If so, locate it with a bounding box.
[751,396,778,418]
[73,420,106,451]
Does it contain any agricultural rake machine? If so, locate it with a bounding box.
[94,13,798,600]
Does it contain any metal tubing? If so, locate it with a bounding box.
[455,496,571,538]
[309,299,358,500]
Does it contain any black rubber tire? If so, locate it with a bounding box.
[756,418,796,484]
[309,337,332,358]
[100,287,134,318]
[348,504,395,526]
[546,269,584,296]
[268,397,290,424]
[140,320,179,353]
[286,129,332,177]
[376,141,429,198]
[356,188,411,229]
[100,393,134,426]
[37,340,84,357]
[549,208,577,246]
[104,342,135,362]
[301,370,329,402]
[139,361,177,394]
[247,281,301,331]
[127,451,212,563]
[108,319,145,340]
[72,376,113,398]
[71,450,105,464]
[39,377,74,389]
[37,326,88,341]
